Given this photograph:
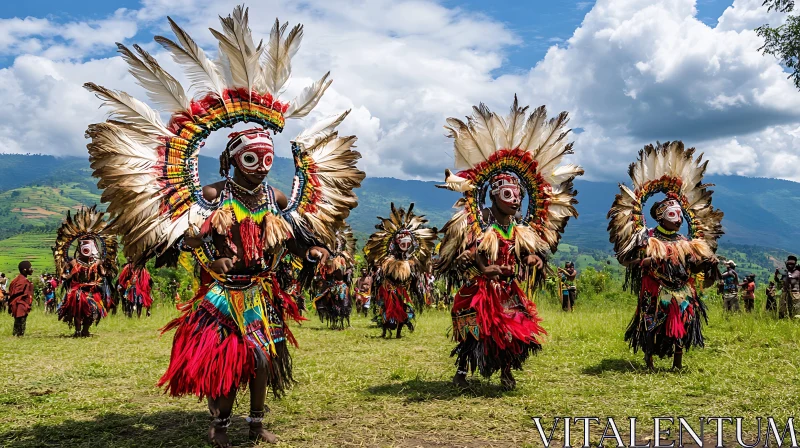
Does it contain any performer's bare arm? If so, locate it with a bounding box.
[476,252,503,278]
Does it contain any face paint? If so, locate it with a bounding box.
[227,128,274,175]
[79,239,99,259]
[490,174,522,210]
[395,234,413,253]
[660,199,683,225]
[495,184,521,208]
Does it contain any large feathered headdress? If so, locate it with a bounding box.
[85,5,364,265]
[51,206,119,278]
[607,141,724,260]
[364,203,437,283]
[326,224,357,272]
[435,97,583,276]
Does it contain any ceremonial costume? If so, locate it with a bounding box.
[314,225,357,329]
[119,263,154,317]
[608,142,722,369]
[83,7,364,446]
[52,206,118,337]
[365,204,436,338]
[435,99,583,389]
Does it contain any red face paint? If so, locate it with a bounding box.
[227,128,275,175]
[495,184,521,208]
[395,233,413,252]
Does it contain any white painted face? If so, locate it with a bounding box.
[228,129,274,175]
[661,199,683,225]
[396,234,413,253]
[79,239,99,259]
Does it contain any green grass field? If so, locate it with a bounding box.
[1,293,799,447]
[0,233,56,274]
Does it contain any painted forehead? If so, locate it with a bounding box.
[227,128,273,155]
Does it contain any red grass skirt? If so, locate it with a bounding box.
[58,285,107,326]
[158,278,302,400]
[450,277,545,377]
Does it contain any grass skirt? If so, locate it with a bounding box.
[450,277,544,378]
[158,276,302,400]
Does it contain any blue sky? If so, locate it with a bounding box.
[1,0,799,182]
[2,0,736,71]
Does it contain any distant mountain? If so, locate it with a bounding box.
[2,154,799,256]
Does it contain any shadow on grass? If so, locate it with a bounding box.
[366,379,508,402]
[0,410,241,448]
[581,358,641,375]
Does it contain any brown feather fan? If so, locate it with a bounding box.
[51,205,119,279]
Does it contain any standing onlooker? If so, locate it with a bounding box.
[0,273,7,313]
[766,281,778,312]
[559,262,578,312]
[740,274,756,313]
[775,255,800,318]
[8,261,34,337]
[721,261,740,312]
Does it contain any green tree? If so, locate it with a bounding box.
[757,1,800,88]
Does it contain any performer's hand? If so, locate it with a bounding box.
[308,247,329,265]
[210,257,235,275]
[525,254,543,269]
[456,250,474,267]
[182,235,203,249]
[482,265,503,279]
[499,265,515,276]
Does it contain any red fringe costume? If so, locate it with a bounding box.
[159,269,303,399]
[623,229,709,359]
[119,264,154,310]
[376,280,415,330]
[608,142,724,366]
[363,203,437,337]
[82,8,366,441]
[158,184,307,400]
[58,262,108,327]
[434,100,583,385]
[451,224,545,378]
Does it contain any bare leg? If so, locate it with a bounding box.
[645,353,655,370]
[207,391,236,448]
[672,347,683,370]
[500,365,516,391]
[396,325,402,339]
[80,317,92,337]
[248,365,278,443]
[73,316,82,337]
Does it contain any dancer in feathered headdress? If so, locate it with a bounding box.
[314,224,357,330]
[435,98,583,390]
[118,262,154,318]
[364,203,437,338]
[52,206,118,337]
[608,141,722,370]
[83,6,364,445]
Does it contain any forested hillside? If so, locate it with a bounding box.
[0,154,795,282]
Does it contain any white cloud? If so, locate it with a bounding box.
[523,0,800,180]
[0,0,800,185]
